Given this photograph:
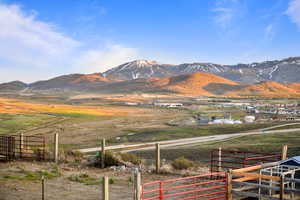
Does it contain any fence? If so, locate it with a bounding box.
[230,162,300,200]
[210,148,282,173]
[141,172,227,200]
[0,134,46,161]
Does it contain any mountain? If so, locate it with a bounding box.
[1,71,300,98]
[226,81,300,98]
[103,60,174,80]
[0,81,27,91]
[1,57,300,97]
[103,57,300,84]
[91,72,238,96]
[30,73,112,90]
[151,72,238,96]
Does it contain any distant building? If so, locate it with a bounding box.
[244,116,255,123]
[154,102,183,108]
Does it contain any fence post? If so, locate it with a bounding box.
[20,133,24,158]
[101,139,106,169]
[156,143,160,174]
[102,176,109,200]
[134,172,141,200]
[159,182,163,200]
[54,133,59,163]
[42,176,45,200]
[227,170,232,200]
[218,147,222,172]
[281,145,288,160]
[280,175,284,200]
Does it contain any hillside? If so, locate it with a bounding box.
[0,81,27,91]
[103,57,300,84]
[151,72,238,96]
[226,81,300,98]
[30,73,112,90]
[1,60,300,98]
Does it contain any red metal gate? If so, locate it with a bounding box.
[210,149,281,173]
[141,172,227,200]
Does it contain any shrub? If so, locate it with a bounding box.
[68,173,100,185]
[94,151,120,168]
[119,152,142,165]
[171,157,195,170]
[109,178,115,184]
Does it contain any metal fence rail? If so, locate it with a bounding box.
[141,172,227,200]
[210,149,281,173]
[0,134,46,161]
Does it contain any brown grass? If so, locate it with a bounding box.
[0,98,153,117]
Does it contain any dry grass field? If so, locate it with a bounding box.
[0,97,191,149]
[0,97,152,117]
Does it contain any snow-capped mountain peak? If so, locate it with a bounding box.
[103,57,300,83]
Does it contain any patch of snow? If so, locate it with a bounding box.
[269,65,279,79]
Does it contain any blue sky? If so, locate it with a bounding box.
[0,0,300,83]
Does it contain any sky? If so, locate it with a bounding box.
[0,0,300,83]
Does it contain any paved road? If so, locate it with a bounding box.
[260,122,300,131]
[78,125,300,153]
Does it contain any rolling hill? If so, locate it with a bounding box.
[1,57,300,98]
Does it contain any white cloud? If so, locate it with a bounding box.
[286,0,300,29]
[264,24,275,40]
[211,0,247,33]
[0,4,80,69]
[212,7,235,28]
[212,0,244,30]
[0,3,141,83]
[74,44,139,73]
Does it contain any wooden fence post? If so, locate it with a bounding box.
[102,176,109,200]
[218,147,222,172]
[42,176,45,200]
[101,139,106,169]
[227,170,233,200]
[54,133,59,163]
[156,143,160,174]
[20,133,24,158]
[281,145,288,160]
[134,172,141,200]
[280,175,284,200]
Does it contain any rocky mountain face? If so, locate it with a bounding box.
[103,57,300,84]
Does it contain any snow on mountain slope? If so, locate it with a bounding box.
[103,57,300,83]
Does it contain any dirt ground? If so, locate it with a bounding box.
[0,161,184,200]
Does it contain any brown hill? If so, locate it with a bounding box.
[87,72,238,96]
[30,73,112,90]
[0,81,27,91]
[151,72,238,96]
[226,81,300,97]
[2,71,300,98]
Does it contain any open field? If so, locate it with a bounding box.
[0,97,154,117]
[133,131,300,166]
[110,121,293,143]
[0,161,201,200]
[0,97,191,149]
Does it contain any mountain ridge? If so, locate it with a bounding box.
[103,57,300,83]
[1,56,300,98]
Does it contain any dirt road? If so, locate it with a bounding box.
[78,125,300,153]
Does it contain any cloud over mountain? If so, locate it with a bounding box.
[286,0,300,29]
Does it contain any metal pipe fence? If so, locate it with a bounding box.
[141,172,227,200]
